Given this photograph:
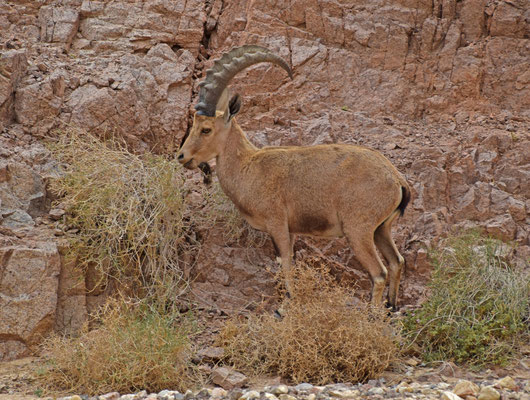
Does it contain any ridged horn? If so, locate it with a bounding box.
[195,45,293,116]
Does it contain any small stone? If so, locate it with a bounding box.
[198,364,212,374]
[145,394,158,400]
[270,385,289,395]
[159,390,173,399]
[454,380,480,398]
[278,395,296,400]
[229,389,243,400]
[99,393,120,400]
[211,366,248,390]
[240,390,260,400]
[397,382,414,394]
[495,376,517,391]
[328,389,359,398]
[196,388,211,398]
[49,208,66,220]
[306,394,316,400]
[263,394,278,400]
[294,383,314,392]
[158,390,182,400]
[197,346,225,362]
[369,387,385,395]
[37,62,49,72]
[211,388,227,398]
[478,386,500,400]
[441,392,464,400]
[421,388,437,395]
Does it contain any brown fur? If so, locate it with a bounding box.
[178,109,411,308]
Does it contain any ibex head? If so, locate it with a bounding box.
[177,45,292,169]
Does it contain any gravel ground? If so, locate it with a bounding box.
[2,356,529,400]
[50,377,530,400]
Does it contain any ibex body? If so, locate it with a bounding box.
[178,46,411,308]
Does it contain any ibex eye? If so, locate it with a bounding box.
[201,128,212,135]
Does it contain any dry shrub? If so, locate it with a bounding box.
[42,299,198,395]
[42,129,273,394]
[49,130,263,301]
[48,130,198,303]
[218,259,398,384]
[403,231,530,366]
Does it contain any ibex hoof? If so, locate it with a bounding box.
[385,301,399,313]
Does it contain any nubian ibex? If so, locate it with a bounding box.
[178,45,411,309]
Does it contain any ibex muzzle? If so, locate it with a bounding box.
[178,45,411,309]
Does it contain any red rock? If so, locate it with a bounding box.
[211,366,248,390]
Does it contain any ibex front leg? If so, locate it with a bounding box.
[269,224,294,297]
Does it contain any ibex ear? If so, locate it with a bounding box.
[224,94,241,123]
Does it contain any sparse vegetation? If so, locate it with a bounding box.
[402,231,530,366]
[218,258,398,384]
[48,130,193,303]
[42,130,249,394]
[41,299,199,395]
[48,130,258,303]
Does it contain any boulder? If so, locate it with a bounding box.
[0,239,61,360]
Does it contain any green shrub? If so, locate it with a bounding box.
[403,231,530,366]
[218,259,398,384]
[42,299,199,395]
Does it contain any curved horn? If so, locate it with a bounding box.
[195,45,293,116]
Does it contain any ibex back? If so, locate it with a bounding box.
[178,45,411,309]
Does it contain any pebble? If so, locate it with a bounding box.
[454,380,480,397]
[441,391,463,400]
[240,390,260,400]
[210,388,227,398]
[327,389,359,398]
[269,385,289,395]
[369,387,384,395]
[100,393,121,400]
[52,375,529,400]
[478,386,501,400]
[495,376,517,391]
[294,383,314,392]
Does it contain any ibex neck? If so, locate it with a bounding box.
[216,121,257,198]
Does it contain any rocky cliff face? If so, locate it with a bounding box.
[0,0,528,360]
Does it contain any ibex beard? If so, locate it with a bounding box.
[178,45,411,310]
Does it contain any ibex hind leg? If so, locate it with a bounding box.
[374,210,404,311]
[344,227,388,306]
